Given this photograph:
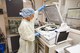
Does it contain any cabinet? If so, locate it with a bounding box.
[6,0,23,17]
[7,18,21,53]
[35,37,55,53]
[35,37,72,53]
[7,34,20,53]
[8,19,21,34]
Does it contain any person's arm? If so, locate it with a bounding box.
[33,10,39,21]
[33,5,46,21]
[37,5,46,12]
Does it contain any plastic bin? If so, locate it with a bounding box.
[0,43,5,53]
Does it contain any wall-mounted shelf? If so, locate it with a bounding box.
[66,8,80,18]
[66,8,80,30]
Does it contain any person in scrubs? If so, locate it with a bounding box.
[17,5,46,53]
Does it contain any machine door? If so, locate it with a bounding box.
[44,5,62,25]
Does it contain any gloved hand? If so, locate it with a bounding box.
[35,32,41,37]
[38,5,46,12]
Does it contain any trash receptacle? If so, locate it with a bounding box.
[0,43,5,53]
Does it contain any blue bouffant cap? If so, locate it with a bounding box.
[19,8,35,18]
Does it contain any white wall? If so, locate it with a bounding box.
[0,0,6,36]
[34,0,43,10]
[0,0,2,8]
[0,15,6,36]
[23,0,32,8]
